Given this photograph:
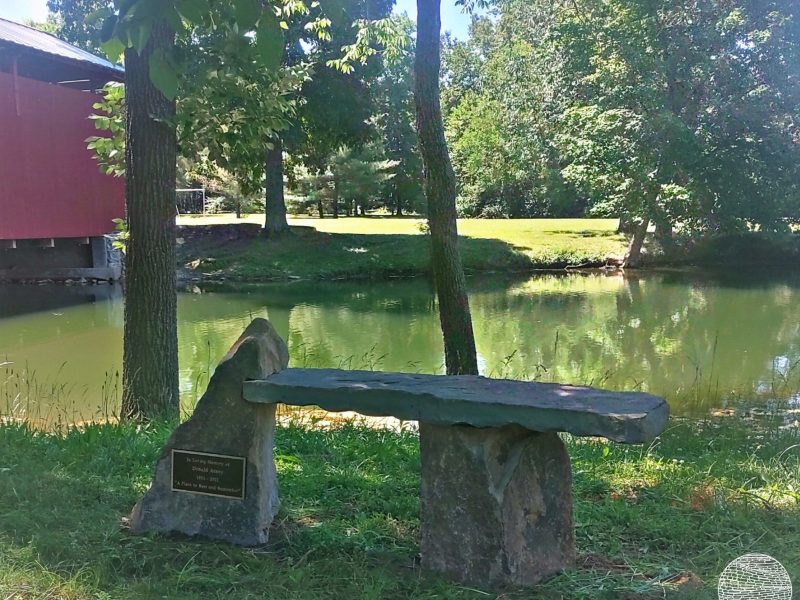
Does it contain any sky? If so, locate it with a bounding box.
[0,0,474,39]
[0,0,49,23]
[393,0,473,39]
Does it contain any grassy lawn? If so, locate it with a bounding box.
[176,216,628,282]
[0,417,797,599]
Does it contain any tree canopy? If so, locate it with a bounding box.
[442,0,800,235]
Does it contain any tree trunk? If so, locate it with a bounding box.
[264,138,289,235]
[332,176,339,219]
[317,198,324,218]
[121,22,179,421]
[414,0,478,376]
[622,220,648,268]
[617,213,635,234]
[654,216,676,254]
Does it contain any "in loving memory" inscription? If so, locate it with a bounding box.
[171,450,246,500]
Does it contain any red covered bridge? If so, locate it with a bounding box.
[0,18,124,280]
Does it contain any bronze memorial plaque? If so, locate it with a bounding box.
[171,450,246,500]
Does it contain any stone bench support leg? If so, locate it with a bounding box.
[129,318,288,546]
[419,423,575,587]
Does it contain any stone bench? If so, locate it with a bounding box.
[130,318,668,588]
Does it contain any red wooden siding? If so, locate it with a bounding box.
[0,70,124,240]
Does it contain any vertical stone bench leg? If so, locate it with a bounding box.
[419,423,575,587]
[129,318,288,546]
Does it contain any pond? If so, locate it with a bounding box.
[1,270,799,424]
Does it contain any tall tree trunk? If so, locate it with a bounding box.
[414,0,478,376]
[622,220,648,268]
[121,22,179,421]
[264,138,289,235]
[332,175,339,219]
[617,212,635,234]
[654,218,676,254]
[395,189,403,216]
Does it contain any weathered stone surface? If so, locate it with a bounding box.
[129,318,288,546]
[419,423,575,587]
[244,368,668,443]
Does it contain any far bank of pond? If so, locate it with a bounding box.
[175,217,800,283]
[2,270,799,425]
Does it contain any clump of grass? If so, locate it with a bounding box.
[0,361,120,428]
[0,415,796,599]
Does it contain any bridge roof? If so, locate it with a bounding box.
[0,18,123,80]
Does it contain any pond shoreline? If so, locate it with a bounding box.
[175,222,800,284]
[4,219,798,285]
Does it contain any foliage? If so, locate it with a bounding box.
[85,82,125,177]
[367,16,424,216]
[291,145,397,217]
[328,16,410,73]
[284,1,395,173]
[23,16,61,36]
[94,0,295,100]
[45,0,109,52]
[546,0,800,234]
[441,14,576,219]
[84,0,400,222]
[442,0,800,232]
[177,26,312,196]
[81,5,318,202]
[110,217,128,253]
[177,157,263,215]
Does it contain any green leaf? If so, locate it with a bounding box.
[162,5,185,34]
[148,50,179,100]
[133,22,152,53]
[176,0,209,25]
[256,11,283,70]
[86,7,113,25]
[101,38,126,63]
[99,13,118,42]
[234,0,260,31]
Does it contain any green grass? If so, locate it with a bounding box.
[0,417,797,599]
[177,216,628,282]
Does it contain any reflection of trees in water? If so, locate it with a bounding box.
[0,284,122,321]
[177,272,800,415]
[10,273,799,420]
[470,273,800,413]
[177,282,445,404]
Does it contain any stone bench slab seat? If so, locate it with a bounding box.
[243,368,668,444]
[129,319,669,590]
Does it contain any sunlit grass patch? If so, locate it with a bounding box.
[177,216,628,282]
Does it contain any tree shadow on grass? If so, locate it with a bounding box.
[179,226,549,283]
[2,419,794,599]
[0,422,431,599]
[547,229,622,239]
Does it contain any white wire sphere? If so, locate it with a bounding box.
[718,553,792,600]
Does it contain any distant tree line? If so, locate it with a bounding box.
[442,0,800,241]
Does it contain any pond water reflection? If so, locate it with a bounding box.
[1,270,799,422]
